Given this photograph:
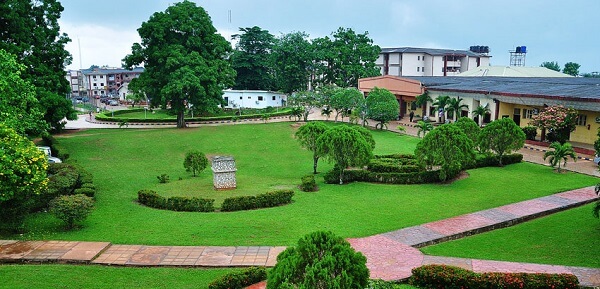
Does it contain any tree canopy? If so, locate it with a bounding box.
[543,142,576,173]
[123,1,235,128]
[231,26,275,90]
[330,87,364,122]
[478,118,526,165]
[530,105,578,144]
[288,90,321,122]
[453,117,480,145]
[366,87,399,129]
[0,0,77,132]
[562,62,581,76]
[540,61,561,72]
[295,122,330,174]
[272,31,313,93]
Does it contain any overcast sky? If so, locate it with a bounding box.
[59,0,599,74]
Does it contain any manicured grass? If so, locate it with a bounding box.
[421,203,600,268]
[5,122,597,249]
[0,264,236,289]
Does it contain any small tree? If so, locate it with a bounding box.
[562,62,581,76]
[267,231,369,289]
[414,91,432,116]
[317,125,373,184]
[288,90,321,122]
[183,150,209,177]
[432,95,451,123]
[445,97,468,122]
[366,87,399,129]
[543,142,577,173]
[541,61,561,72]
[330,87,363,122]
[530,105,578,144]
[478,118,526,165]
[453,117,480,145]
[415,124,475,181]
[295,122,330,174]
[472,104,490,127]
[49,194,95,230]
[415,120,434,138]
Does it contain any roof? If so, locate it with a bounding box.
[457,66,571,77]
[358,75,423,97]
[80,67,145,75]
[381,47,489,57]
[408,76,600,101]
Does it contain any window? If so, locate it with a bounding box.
[576,114,587,126]
[100,83,104,86]
[258,96,264,101]
[417,67,420,72]
[523,109,533,119]
[272,96,276,101]
[240,96,242,99]
[100,75,104,78]
[422,67,425,72]
[417,56,420,61]
[93,75,97,79]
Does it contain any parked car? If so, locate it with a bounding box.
[109,100,119,106]
[37,146,62,163]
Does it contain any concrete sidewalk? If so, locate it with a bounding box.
[2,187,598,287]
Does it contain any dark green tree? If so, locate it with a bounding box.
[317,125,374,184]
[267,231,369,289]
[563,62,581,76]
[231,26,275,90]
[543,142,577,173]
[366,87,399,129]
[446,97,468,122]
[123,1,235,128]
[295,122,330,174]
[272,31,313,93]
[183,150,209,177]
[415,124,475,181]
[478,118,526,165]
[540,61,561,72]
[415,120,434,138]
[0,0,77,132]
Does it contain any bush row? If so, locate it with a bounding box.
[95,109,291,123]
[466,153,524,169]
[34,163,96,211]
[409,264,579,289]
[137,190,215,212]
[208,267,266,289]
[221,190,295,212]
[367,160,421,173]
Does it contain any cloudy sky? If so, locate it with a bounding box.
[59,0,599,74]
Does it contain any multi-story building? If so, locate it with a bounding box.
[78,66,144,99]
[65,70,80,97]
[377,47,491,77]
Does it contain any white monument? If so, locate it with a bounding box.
[211,156,237,190]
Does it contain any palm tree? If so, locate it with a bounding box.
[415,120,434,138]
[543,142,577,173]
[432,95,451,123]
[446,97,469,122]
[472,104,491,127]
[415,92,432,117]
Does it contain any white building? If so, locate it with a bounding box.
[377,47,491,77]
[222,90,287,109]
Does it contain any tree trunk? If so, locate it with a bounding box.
[313,156,319,174]
[177,110,186,128]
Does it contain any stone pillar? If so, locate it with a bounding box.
[211,156,237,190]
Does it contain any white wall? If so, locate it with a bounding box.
[222,90,287,109]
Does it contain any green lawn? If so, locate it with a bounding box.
[421,203,600,268]
[4,123,598,253]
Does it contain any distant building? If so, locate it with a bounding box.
[222,90,287,109]
[65,70,80,97]
[457,66,572,77]
[377,47,491,77]
[77,66,144,98]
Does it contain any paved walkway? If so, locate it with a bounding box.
[2,187,598,287]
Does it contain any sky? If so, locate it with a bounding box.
[59,0,600,74]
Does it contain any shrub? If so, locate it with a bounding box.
[137,190,214,212]
[73,187,95,198]
[183,151,208,177]
[157,174,169,183]
[409,265,579,289]
[267,231,369,289]
[367,158,420,173]
[324,168,440,185]
[221,190,294,212]
[49,194,95,229]
[300,175,317,192]
[208,267,267,289]
[522,126,538,141]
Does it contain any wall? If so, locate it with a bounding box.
[222,90,287,109]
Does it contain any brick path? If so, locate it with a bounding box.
[2,187,599,287]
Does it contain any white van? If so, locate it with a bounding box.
[37,146,62,163]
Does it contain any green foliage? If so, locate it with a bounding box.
[295,121,330,174]
[415,124,475,181]
[157,174,170,183]
[300,174,317,192]
[330,87,364,122]
[522,126,538,140]
[137,189,215,212]
[478,118,526,165]
[323,167,441,185]
[541,61,561,72]
[73,187,96,199]
[122,1,235,128]
[231,26,275,90]
[208,267,267,289]
[445,97,468,122]
[543,142,577,173]
[272,31,313,93]
[432,95,451,123]
[49,194,95,229]
[366,87,399,129]
[472,104,491,126]
[183,151,209,177]
[288,90,322,122]
[220,190,295,212]
[415,120,433,138]
[562,62,580,76]
[453,117,480,144]
[317,125,374,184]
[409,264,579,289]
[414,92,432,108]
[267,231,369,289]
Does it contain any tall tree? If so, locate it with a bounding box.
[317,125,373,184]
[231,26,275,90]
[540,61,561,72]
[272,31,313,93]
[330,87,364,122]
[123,1,235,128]
[432,95,451,123]
[366,87,399,129]
[478,118,526,165]
[295,122,329,174]
[446,96,468,122]
[563,62,581,76]
[314,28,381,87]
[543,142,577,173]
[0,0,77,132]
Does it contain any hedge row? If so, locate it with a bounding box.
[35,163,97,211]
[208,267,266,289]
[409,264,579,289]
[466,153,524,169]
[221,190,294,212]
[137,190,215,212]
[367,159,421,173]
[95,109,291,123]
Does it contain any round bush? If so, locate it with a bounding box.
[49,194,95,229]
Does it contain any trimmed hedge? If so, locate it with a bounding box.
[137,190,215,212]
[73,187,95,198]
[208,267,266,289]
[300,174,317,192]
[95,109,292,123]
[221,190,294,212]
[409,264,579,289]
